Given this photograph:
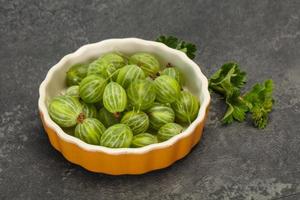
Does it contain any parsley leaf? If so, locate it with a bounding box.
[244,80,274,129]
[156,35,197,59]
[209,62,247,97]
[222,90,249,124]
[209,62,248,124]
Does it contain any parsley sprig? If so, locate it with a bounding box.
[208,63,246,96]
[209,63,274,128]
[243,80,274,128]
[156,36,197,59]
[155,35,274,128]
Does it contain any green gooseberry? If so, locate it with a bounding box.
[147,103,175,130]
[129,53,160,76]
[127,79,156,111]
[81,101,98,118]
[154,75,180,103]
[87,59,117,79]
[161,67,183,86]
[48,95,83,127]
[100,53,126,69]
[65,85,80,97]
[100,124,133,148]
[66,63,89,86]
[103,82,127,115]
[157,123,184,142]
[75,118,106,145]
[121,111,149,135]
[97,107,119,128]
[171,91,200,124]
[116,64,145,88]
[131,133,158,148]
[79,75,107,103]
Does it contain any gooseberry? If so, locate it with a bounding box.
[121,111,149,135]
[100,124,133,148]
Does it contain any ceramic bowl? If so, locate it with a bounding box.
[38,38,210,175]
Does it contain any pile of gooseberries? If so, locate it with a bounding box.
[48,52,200,148]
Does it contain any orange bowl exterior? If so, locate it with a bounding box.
[40,105,209,175]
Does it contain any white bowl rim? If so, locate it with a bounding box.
[38,38,211,155]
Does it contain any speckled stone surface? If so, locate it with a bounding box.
[0,0,300,199]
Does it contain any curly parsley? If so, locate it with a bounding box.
[209,63,274,128]
[156,35,197,59]
[243,80,274,128]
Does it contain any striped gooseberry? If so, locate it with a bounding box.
[157,123,184,142]
[121,111,149,135]
[103,82,127,116]
[171,91,200,123]
[116,64,145,88]
[81,101,98,118]
[100,124,133,148]
[66,63,89,86]
[154,75,180,103]
[129,53,160,76]
[147,103,175,130]
[127,79,156,111]
[48,95,82,127]
[131,133,158,148]
[161,67,183,86]
[79,75,107,103]
[65,85,79,97]
[75,118,106,145]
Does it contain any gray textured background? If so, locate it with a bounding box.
[1,0,300,199]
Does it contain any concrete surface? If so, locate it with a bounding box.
[0,0,300,199]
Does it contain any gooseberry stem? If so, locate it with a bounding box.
[149,72,160,80]
[76,112,86,124]
[113,112,120,119]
